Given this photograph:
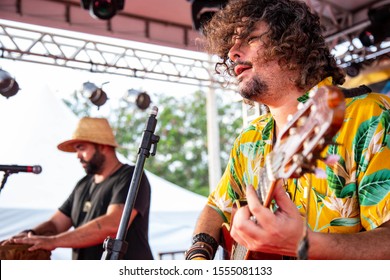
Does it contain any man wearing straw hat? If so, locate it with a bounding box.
[2,117,154,260]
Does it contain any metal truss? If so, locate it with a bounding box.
[1,1,390,84]
[306,0,390,68]
[0,22,228,89]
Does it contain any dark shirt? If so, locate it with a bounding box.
[59,164,154,260]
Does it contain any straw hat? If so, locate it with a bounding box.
[57,117,119,152]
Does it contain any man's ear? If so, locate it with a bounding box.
[99,144,115,154]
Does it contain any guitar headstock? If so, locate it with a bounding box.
[268,85,345,179]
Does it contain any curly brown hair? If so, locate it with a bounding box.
[202,0,345,89]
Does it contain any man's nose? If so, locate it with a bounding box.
[228,38,244,62]
[75,150,82,159]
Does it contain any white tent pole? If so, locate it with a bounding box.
[206,82,222,193]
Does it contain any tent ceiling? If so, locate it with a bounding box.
[0,0,389,51]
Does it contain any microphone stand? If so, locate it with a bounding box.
[0,171,12,194]
[101,106,160,260]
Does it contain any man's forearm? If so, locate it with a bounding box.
[193,205,225,243]
[52,215,117,249]
[308,220,390,259]
[185,205,225,260]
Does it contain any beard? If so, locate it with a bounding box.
[82,148,106,175]
[238,75,268,101]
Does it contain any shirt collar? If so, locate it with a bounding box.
[297,77,333,103]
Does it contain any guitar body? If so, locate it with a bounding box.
[219,86,346,260]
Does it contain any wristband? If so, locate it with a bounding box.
[192,233,219,252]
[185,242,213,260]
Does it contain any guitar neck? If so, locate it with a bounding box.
[256,161,278,208]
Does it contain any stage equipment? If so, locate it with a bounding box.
[188,0,228,32]
[101,106,159,260]
[0,69,19,98]
[0,164,42,194]
[82,82,108,108]
[358,4,390,47]
[345,62,361,77]
[125,89,151,110]
[81,0,125,20]
[0,244,50,260]
[0,165,42,174]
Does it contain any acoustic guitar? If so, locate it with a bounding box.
[221,85,346,260]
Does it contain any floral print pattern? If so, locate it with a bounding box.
[207,78,390,233]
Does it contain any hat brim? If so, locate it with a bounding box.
[57,139,118,153]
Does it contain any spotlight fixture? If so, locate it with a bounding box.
[188,0,228,32]
[125,89,151,110]
[358,4,390,47]
[358,23,389,47]
[81,0,125,20]
[345,62,361,78]
[82,82,108,108]
[0,69,20,98]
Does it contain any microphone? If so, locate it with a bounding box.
[145,106,158,133]
[0,165,42,174]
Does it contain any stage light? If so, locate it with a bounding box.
[81,0,125,20]
[125,89,151,110]
[0,69,20,98]
[82,82,108,108]
[188,0,228,32]
[358,24,389,47]
[358,4,390,47]
[345,63,361,78]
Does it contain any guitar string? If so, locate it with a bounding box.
[273,120,298,205]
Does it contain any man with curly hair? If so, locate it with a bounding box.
[186,0,390,260]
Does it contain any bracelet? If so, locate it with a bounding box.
[185,242,213,260]
[192,233,219,253]
[21,229,37,235]
[186,233,219,260]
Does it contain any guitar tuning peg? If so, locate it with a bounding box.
[287,114,293,122]
[289,127,297,135]
[297,116,307,127]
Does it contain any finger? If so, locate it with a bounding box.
[11,238,31,245]
[0,239,11,245]
[231,205,251,241]
[231,204,264,248]
[233,204,251,223]
[246,184,274,227]
[245,184,262,209]
[272,184,300,217]
[28,244,39,251]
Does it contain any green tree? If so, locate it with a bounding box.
[62,90,94,117]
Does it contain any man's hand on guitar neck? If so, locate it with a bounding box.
[230,183,305,258]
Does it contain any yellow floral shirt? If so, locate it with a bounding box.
[208,78,390,233]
